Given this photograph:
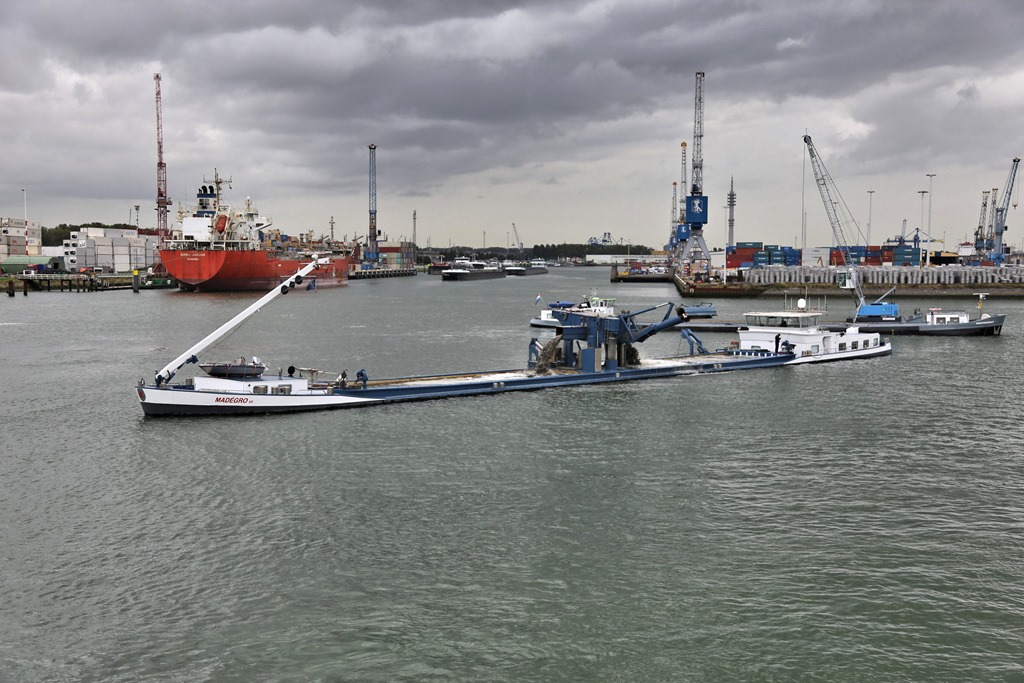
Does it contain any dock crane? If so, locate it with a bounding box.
[803,134,896,321]
[991,157,1020,265]
[974,190,991,257]
[153,73,171,240]
[678,72,711,266]
[367,144,379,264]
[669,142,690,250]
[511,222,524,256]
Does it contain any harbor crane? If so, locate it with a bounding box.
[803,134,892,321]
[974,190,991,256]
[153,73,170,240]
[991,157,1020,265]
[668,143,689,249]
[367,144,379,264]
[678,72,711,266]
[511,222,524,255]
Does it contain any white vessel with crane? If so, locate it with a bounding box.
[503,223,548,275]
[802,134,1006,336]
[136,258,797,416]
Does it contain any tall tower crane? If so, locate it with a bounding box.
[991,157,1020,265]
[153,73,170,240]
[367,144,378,264]
[803,134,890,320]
[974,190,991,255]
[690,72,704,197]
[678,72,710,266]
[679,141,687,221]
[670,142,690,249]
[511,222,524,255]
[670,182,678,226]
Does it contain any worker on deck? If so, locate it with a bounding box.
[356,368,368,389]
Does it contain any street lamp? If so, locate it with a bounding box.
[926,173,936,265]
[867,190,875,245]
[918,190,928,266]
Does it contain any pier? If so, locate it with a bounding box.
[350,268,417,280]
[673,266,1024,298]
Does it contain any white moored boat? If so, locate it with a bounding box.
[738,298,892,364]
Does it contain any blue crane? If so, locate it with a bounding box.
[991,157,1020,265]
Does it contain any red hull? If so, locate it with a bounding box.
[160,249,351,292]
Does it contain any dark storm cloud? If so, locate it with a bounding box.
[2,0,1024,244]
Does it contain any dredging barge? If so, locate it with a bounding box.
[136,257,796,416]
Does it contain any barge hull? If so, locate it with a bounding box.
[137,352,791,417]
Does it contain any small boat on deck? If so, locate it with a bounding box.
[737,298,892,364]
[135,258,796,416]
[531,294,716,328]
[530,294,618,328]
[198,358,267,378]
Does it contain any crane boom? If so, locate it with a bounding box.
[803,134,874,315]
[992,157,1020,265]
[670,182,678,226]
[678,73,710,265]
[367,144,378,263]
[156,256,329,384]
[690,72,704,195]
[153,73,170,239]
[511,222,523,255]
[975,190,990,254]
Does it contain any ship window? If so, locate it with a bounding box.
[811,344,820,353]
[838,342,847,351]
[851,341,859,349]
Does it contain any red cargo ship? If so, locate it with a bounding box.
[159,171,352,292]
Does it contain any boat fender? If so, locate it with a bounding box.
[295,275,303,285]
[281,284,289,294]
[215,214,228,233]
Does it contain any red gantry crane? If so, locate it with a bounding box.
[153,73,170,241]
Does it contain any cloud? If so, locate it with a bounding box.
[1,0,1023,251]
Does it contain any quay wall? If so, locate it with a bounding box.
[741,265,1024,295]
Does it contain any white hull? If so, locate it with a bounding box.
[782,342,892,364]
[137,352,795,416]
[738,301,892,366]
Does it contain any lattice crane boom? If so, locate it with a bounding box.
[678,73,710,265]
[803,134,867,307]
[153,73,170,239]
[992,157,1020,265]
[975,190,990,253]
[690,72,704,196]
[679,141,687,218]
[367,144,378,263]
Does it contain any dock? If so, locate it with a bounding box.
[349,268,417,280]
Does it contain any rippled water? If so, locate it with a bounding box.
[2,269,1023,681]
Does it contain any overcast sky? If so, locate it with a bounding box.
[3,0,1023,251]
